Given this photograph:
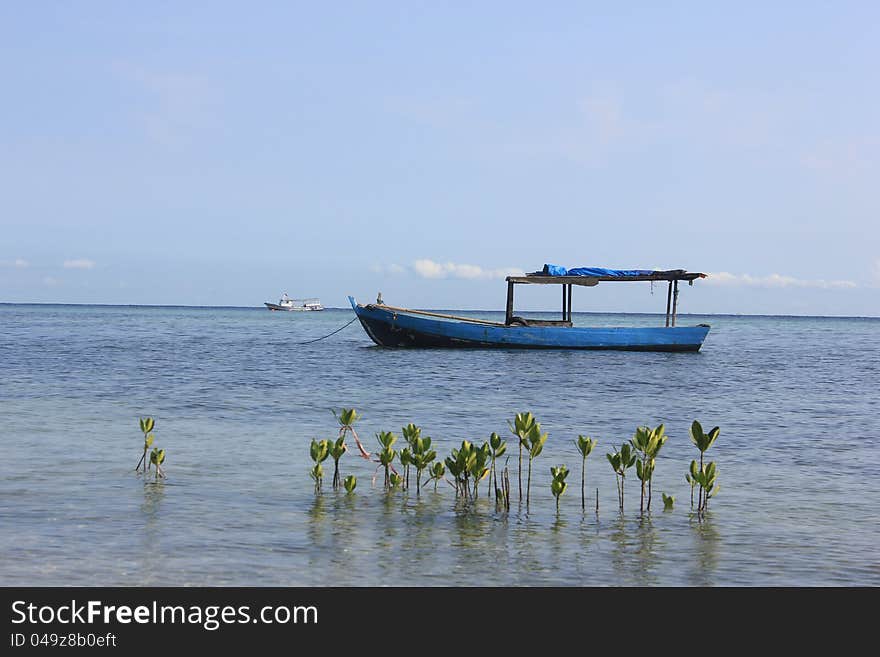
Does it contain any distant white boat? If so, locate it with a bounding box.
[264,293,324,312]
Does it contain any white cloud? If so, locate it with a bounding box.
[43,276,59,287]
[705,272,857,290]
[412,259,523,280]
[63,259,96,270]
[1,258,29,268]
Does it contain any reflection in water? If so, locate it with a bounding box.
[608,513,663,585]
[689,514,721,585]
[631,515,662,586]
[139,481,165,583]
[397,493,444,573]
[609,513,631,582]
[549,514,568,567]
[511,515,543,583]
[306,495,327,576]
[451,501,492,551]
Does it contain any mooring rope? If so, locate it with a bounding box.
[296,315,359,344]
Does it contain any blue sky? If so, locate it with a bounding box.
[1,2,878,315]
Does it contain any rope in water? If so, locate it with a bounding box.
[297,315,359,344]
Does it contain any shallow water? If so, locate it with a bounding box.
[2,304,878,585]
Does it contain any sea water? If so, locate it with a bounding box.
[1,304,878,585]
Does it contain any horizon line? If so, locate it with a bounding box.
[1,301,877,320]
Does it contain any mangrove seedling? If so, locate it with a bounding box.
[575,435,597,511]
[135,417,155,472]
[488,432,507,501]
[693,461,719,517]
[469,443,491,498]
[689,420,720,513]
[399,447,413,490]
[550,465,569,513]
[427,461,446,491]
[631,424,668,514]
[343,474,357,494]
[607,442,636,512]
[496,462,511,512]
[333,408,370,460]
[445,440,477,499]
[401,423,421,487]
[309,439,331,493]
[149,447,166,481]
[508,412,537,502]
[328,436,347,490]
[375,431,398,490]
[388,472,403,489]
[410,435,437,494]
[524,422,548,506]
[662,493,675,511]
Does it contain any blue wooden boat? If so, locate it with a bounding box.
[349,266,710,351]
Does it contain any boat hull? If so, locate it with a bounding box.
[265,303,324,311]
[349,298,709,351]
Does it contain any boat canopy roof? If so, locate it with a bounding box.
[506,264,707,285]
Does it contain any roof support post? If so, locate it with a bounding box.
[506,279,515,325]
[665,280,673,327]
[567,284,573,323]
[671,280,679,327]
[562,284,567,321]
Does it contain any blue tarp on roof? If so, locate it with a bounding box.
[542,264,655,277]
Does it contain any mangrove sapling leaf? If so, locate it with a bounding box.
[508,412,537,503]
[550,465,570,512]
[343,475,357,494]
[389,472,403,489]
[333,408,371,460]
[662,493,675,510]
[575,435,597,511]
[524,423,549,507]
[329,436,348,490]
[310,439,330,464]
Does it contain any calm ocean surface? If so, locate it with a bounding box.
[2,304,878,586]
